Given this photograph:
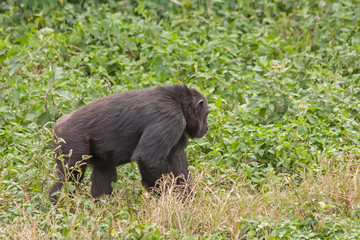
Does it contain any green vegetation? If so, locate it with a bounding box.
[1,0,360,238]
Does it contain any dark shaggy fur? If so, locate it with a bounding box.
[49,85,210,199]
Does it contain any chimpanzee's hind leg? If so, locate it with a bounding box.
[90,163,117,198]
[49,135,90,201]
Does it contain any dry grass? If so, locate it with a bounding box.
[138,155,360,238]
[2,155,359,239]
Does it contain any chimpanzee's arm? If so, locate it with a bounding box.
[167,135,189,183]
[131,118,185,191]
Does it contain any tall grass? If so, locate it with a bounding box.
[2,154,358,239]
[139,155,359,238]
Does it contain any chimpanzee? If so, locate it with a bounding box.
[49,84,210,200]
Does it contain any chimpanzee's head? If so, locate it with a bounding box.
[185,89,211,138]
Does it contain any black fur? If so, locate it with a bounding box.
[49,85,210,199]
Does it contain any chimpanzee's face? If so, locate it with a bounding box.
[187,98,210,138]
[195,101,210,138]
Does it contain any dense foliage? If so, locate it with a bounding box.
[1,0,359,239]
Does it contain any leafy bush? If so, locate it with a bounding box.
[1,0,359,238]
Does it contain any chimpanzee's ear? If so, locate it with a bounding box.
[196,100,204,112]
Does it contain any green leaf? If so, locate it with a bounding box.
[36,112,51,126]
[8,55,25,76]
[54,67,64,81]
[55,89,72,100]
[215,95,222,108]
